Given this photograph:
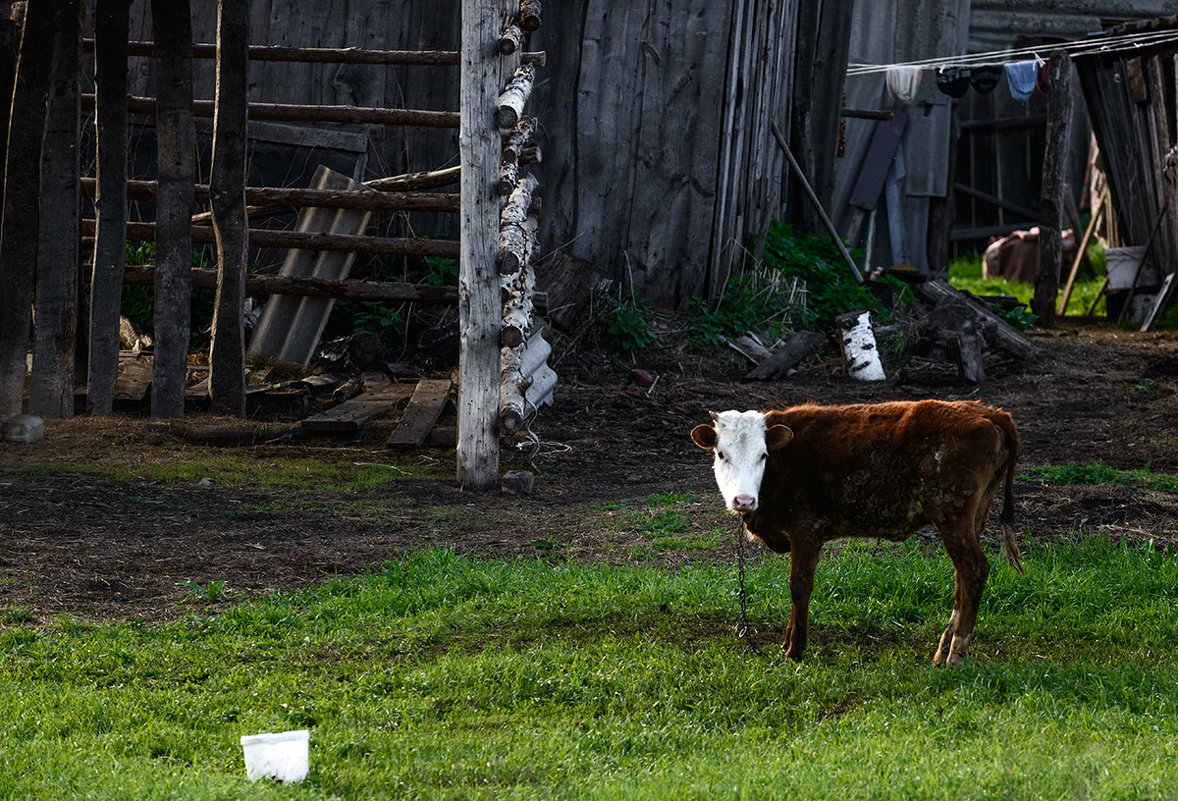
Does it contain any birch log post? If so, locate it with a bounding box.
[0,0,56,420]
[1032,50,1072,328]
[502,116,536,163]
[497,21,522,55]
[151,0,196,419]
[498,172,538,274]
[87,0,130,415]
[500,328,555,434]
[500,225,537,348]
[207,0,249,417]
[494,61,534,129]
[518,0,542,31]
[497,159,519,196]
[30,0,83,419]
[457,0,503,491]
[836,311,886,381]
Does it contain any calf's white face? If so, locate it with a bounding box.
[691,410,793,513]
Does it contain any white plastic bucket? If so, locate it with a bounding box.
[240,729,310,782]
[1106,246,1146,290]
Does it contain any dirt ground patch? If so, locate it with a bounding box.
[2,322,1177,623]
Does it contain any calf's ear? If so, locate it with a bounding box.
[690,424,717,450]
[763,411,794,450]
[766,425,793,449]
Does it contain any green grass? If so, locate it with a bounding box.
[949,244,1108,318]
[1022,461,1178,493]
[605,492,725,558]
[3,542,1178,800]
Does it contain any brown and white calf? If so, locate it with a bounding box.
[691,400,1022,666]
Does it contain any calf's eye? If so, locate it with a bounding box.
[717,451,726,461]
[759,452,768,462]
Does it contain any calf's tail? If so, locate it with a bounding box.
[993,410,1025,575]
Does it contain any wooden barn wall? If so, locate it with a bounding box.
[1075,45,1178,279]
[97,1,801,307]
[537,0,799,307]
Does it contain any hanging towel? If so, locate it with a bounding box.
[1006,60,1039,101]
[886,66,923,104]
[935,66,970,99]
[970,64,1002,94]
[1037,59,1051,94]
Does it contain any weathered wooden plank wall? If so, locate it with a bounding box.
[98,1,812,307]
[1075,22,1178,280]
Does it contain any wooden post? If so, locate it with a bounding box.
[30,0,83,419]
[0,0,57,420]
[207,0,249,417]
[86,0,130,415]
[1032,51,1072,327]
[457,0,503,490]
[150,0,196,419]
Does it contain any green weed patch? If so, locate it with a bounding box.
[1022,461,1178,493]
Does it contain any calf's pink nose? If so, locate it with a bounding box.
[732,494,757,511]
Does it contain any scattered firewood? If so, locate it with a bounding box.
[727,334,773,364]
[745,330,826,380]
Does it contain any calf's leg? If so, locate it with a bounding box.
[933,529,990,667]
[783,540,821,660]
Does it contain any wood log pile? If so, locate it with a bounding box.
[494,6,553,435]
[733,277,1039,387]
[895,278,1038,386]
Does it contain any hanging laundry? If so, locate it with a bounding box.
[885,66,923,104]
[1036,59,1051,94]
[935,66,970,99]
[969,64,1002,94]
[1006,60,1039,101]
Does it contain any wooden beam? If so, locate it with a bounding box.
[122,265,460,303]
[83,38,547,67]
[150,0,197,419]
[953,182,1038,221]
[82,94,462,128]
[0,0,56,419]
[1032,51,1073,328]
[30,0,83,420]
[85,219,461,257]
[86,0,130,416]
[457,0,503,489]
[207,0,249,417]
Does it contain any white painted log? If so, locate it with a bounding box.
[495,62,534,129]
[836,310,886,381]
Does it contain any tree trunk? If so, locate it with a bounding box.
[208,0,248,417]
[86,0,129,415]
[457,0,503,490]
[30,0,83,419]
[150,0,196,419]
[1033,51,1073,327]
[0,0,57,419]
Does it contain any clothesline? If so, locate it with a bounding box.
[847,27,1178,76]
